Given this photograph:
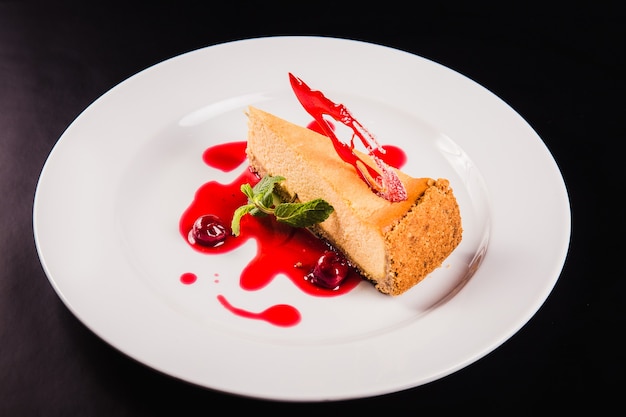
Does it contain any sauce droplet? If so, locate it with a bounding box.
[180,272,197,285]
[202,141,247,171]
[217,294,301,327]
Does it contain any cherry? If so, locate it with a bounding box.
[188,214,229,247]
[306,250,350,290]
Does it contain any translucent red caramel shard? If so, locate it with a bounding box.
[289,73,407,202]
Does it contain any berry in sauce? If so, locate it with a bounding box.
[306,250,351,290]
[188,214,229,247]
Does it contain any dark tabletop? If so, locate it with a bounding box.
[2,2,624,415]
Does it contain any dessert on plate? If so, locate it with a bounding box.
[245,78,463,296]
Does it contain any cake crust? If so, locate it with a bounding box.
[380,178,462,295]
[246,106,462,295]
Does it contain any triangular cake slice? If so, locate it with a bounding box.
[245,106,462,296]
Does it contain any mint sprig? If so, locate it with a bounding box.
[231,175,334,236]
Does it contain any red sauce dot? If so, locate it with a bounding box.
[180,272,197,285]
[202,141,247,171]
[374,145,407,169]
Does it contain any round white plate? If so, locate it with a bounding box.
[33,36,570,401]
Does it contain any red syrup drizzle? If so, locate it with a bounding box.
[180,141,361,327]
[180,121,407,327]
[217,295,301,328]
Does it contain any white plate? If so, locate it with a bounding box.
[33,36,570,401]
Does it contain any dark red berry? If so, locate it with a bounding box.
[307,250,350,289]
[189,214,228,247]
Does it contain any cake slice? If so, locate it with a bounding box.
[245,106,462,296]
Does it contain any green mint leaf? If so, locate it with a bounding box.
[250,175,284,214]
[240,183,255,200]
[251,175,285,196]
[256,189,275,210]
[231,204,254,236]
[232,174,333,236]
[274,199,334,228]
[248,206,264,217]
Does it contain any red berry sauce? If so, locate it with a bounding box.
[180,114,406,328]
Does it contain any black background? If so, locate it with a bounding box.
[2,2,624,415]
